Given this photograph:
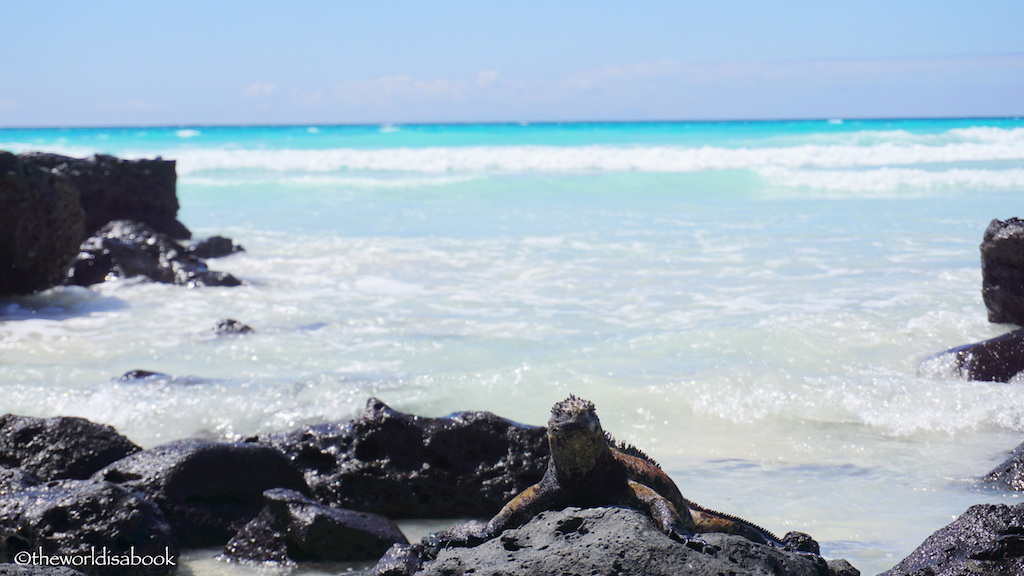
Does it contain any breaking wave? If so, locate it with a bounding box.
[169,138,1024,176]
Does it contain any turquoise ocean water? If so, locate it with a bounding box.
[2,118,1024,574]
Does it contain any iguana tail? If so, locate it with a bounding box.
[610,447,783,546]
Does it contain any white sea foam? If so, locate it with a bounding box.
[166,127,1024,176]
[759,167,1024,192]
[4,121,1024,576]
[183,174,479,188]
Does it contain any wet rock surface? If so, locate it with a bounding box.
[924,218,1024,382]
[982,217,1024,326]
[66,220,241,288]
[113,370,215,386]
[93,438,308,548]
[187,236,244,259]
[0,152,85,296]
[880,503,1024,576]
[0,414,140,481]
[0,471,176,576]
[376,506,856,576]
[254,398,549,519]
[223,488,407,564]
[985,441,1024,490]
[931,328,1024,382]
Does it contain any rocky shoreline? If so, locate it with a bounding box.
[4,398,1024,575]
[0,400,547,575]
[5,152,1024,575]
[0,151,241,297]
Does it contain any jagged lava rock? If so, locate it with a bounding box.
[0,469,176,576]
[223,488,407,564]
[0,151,85,296]
[880,503,1024,576]
[93,438,308,548]
[20,153,189,239]
[0,414,139,481]
[390,507,856,576]
[253,398,549,519]
[66,219,241,288]
[984,440,1024,490]
[931,328,1024,382]
[982,217,1024,325]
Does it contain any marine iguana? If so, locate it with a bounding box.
[478,394,785,549]
[371,396,813,575]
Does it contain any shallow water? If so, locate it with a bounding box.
[2,119,1024,574]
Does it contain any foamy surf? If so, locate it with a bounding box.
[3,118,1024,575]
[164,133,1024,176]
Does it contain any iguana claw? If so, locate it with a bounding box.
[671,531,719,554]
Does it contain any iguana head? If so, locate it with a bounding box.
[547,395,609,478]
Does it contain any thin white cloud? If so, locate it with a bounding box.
[269,53,1024,122]
[292,75,476,106]
[243,82,278,99]
[476,70,500,87]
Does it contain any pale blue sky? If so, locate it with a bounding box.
[2,0,1022,126]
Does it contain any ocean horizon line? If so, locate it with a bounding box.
[1,114,1022,132]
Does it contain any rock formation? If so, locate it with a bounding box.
[373,506,857,576]
[0,152,84,296]
[0,469,176,576]
[223,488,407,564]
[982,218,1024,326]
[92,438,308,547]
[20,153,188,240]
[880,503,1024,576]
[0,414,139,481]
[66,220,241,288]
[929,328,1024,382]
[253,398,549,519]
[187,236,244,259]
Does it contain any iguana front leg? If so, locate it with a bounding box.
[628,481,717,554]
[414,483,558,566]
[481,483,559,540]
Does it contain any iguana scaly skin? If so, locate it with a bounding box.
[480,395,784,548]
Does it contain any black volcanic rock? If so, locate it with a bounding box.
[66,220,241,288]
[930,328,1024,382]
[0,414,140,481]
[0,471,176,576]
[93,438,308,548]
[188,236,244,259]
[984,440,1024,490]
[982,217,1024,325]
[223,488,407,564]
[113,370,215,386]
[20,153,188,239]
[880,503,1024,576]
[253,398,549,519]
[211,318,254,335]
[0,151,85,296]
[372,506,856,576]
